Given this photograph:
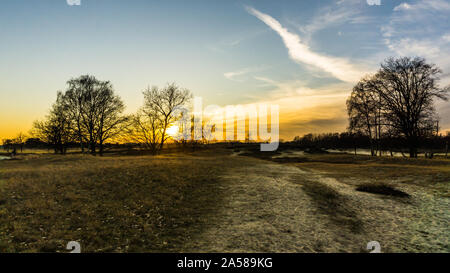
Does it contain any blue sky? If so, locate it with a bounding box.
[1,0,449,139]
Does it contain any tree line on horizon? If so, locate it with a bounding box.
[292,131,450,158]
[1,56,449,158]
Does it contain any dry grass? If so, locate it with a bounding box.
[0,150,235,252]
[237,150,450,252]
[1,148,449,253]
[294,155,450,197]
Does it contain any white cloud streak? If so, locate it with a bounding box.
[299,0,371,36]
[386,38,440,58]
[246,6,366,83]
[224,66,268,82]
[394,0,450,12]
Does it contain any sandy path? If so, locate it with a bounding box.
[183,155,449,253]
[184,157,368,252]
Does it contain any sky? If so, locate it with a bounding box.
[0,0,449,140]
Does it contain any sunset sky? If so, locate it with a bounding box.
[1,0,449,140]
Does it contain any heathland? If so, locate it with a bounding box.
[0,146,448,253]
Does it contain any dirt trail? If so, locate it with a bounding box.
[184,155,449,253]
[183,157,367,252]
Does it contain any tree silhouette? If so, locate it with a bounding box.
[32,75,127,155]
[64,75,127,155]
[348,57,449,157]
[347,77,380,156]
[142,83,192,151]
[127,108,163,154]
[32,92,74,154]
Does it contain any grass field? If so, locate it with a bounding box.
[0,148,449,252]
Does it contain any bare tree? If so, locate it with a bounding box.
[2,139,13,153]
[127,108,163,154]
[64,76,89,153]
[347,77,379,156]
[13,132,27,153]
[78,75,104,154]
[64,75,127,155]
[370,57,449,157]
[348,57,449,158]
[142,83,192,151]
[95,84,128,155]
[32,92,74,154]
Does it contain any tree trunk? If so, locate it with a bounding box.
[80,134,84,153]
[160,128,167,150]
[369,138,375,156]
[445,141,448,158]
[77,120,84,153]
[406,135,418,158]
[90,141,96,155]
[408,143,417,158]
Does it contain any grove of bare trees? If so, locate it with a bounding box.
[347,57,449,157]
[30,77,192,155]
[32,75,128,155]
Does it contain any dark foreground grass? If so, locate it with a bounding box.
[0,151,232,252]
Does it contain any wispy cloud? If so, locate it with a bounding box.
[393,0,450,12]
[382,0,450,84]
[386,38,440,58]
[299,0,371,37]
[206,29,268,54]
[246,6,367,83]
[300,8,355,35]
[224,66,268,82]
[443,34,450,43]
[256,76,351,98]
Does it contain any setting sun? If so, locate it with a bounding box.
[166,125,179,137]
